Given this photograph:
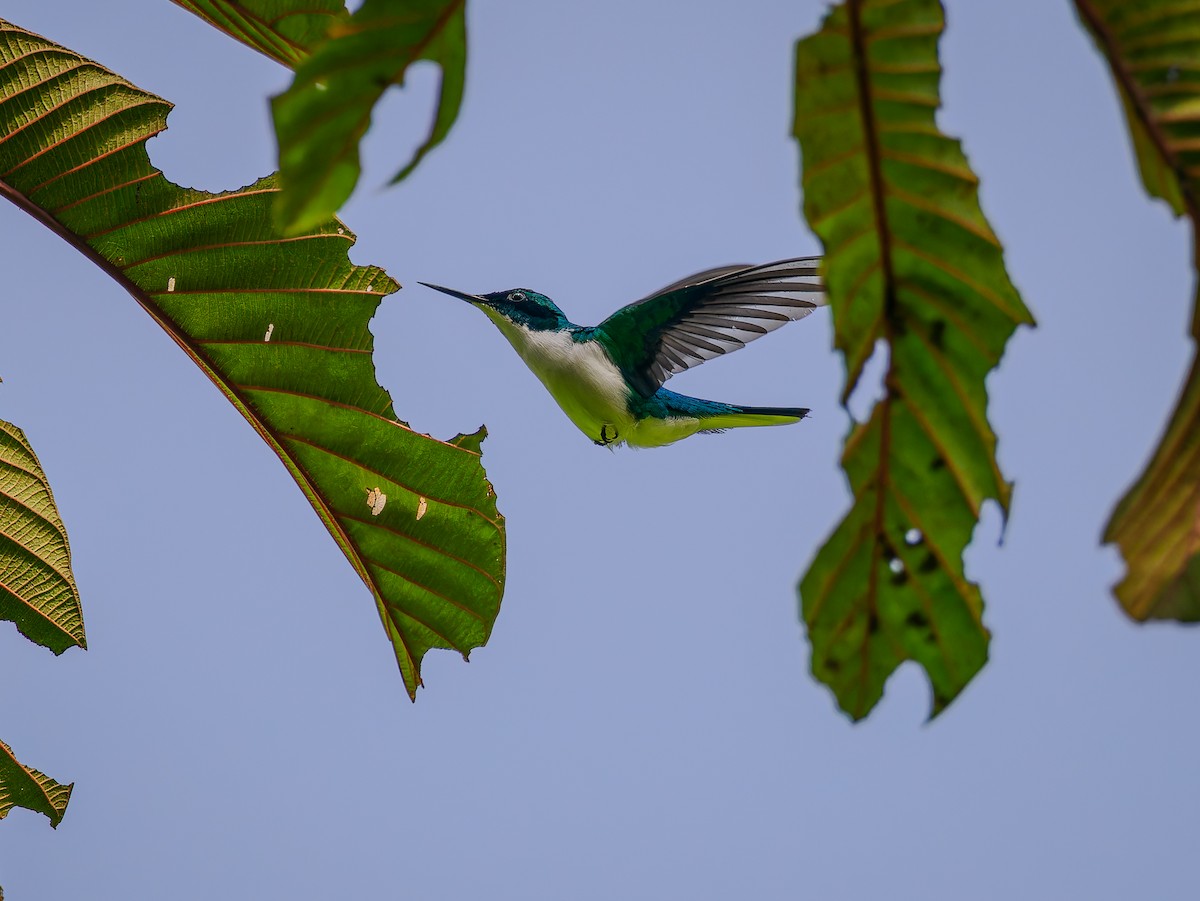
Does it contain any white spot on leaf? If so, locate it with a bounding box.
[416,497,428,520]
[366,487,387,516]
[264,323,275,342]
[167,276,176,292]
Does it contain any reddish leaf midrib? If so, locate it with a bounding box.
[0,173,380,611]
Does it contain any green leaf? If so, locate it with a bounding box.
[0,737,72,827]
[792,0,1032,720]
[1078,0,1200,620]
[0,419,85,653]
[271,0,467,233]
[0,18,505,698]
[171,0,347,67]
[175,0,469,230]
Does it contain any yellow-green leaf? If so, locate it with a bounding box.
[1106,355,1200,620]
[793,0,1032,719]
[0,737,73,827]
[1078,0,1200,621]
[0,419,84,653]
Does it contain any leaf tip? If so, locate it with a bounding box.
[450,425,488,454]
[48,783,74,829]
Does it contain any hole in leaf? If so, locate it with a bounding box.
[905,610,929,629]
[845,339,890,423]
[930,318,946,350]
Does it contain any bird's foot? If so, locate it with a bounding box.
[595,424,619,446]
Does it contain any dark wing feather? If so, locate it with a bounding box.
[596,257,825,397]
[646,264,754,297]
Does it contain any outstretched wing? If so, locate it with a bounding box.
[596,257,825,397]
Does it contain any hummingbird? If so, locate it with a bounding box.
[421,257,825,449]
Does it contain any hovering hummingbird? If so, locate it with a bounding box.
[421,257,825,449]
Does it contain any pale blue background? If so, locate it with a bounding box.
[2,1,1198,898]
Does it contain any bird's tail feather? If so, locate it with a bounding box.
[697,404,809,431]
[655,389,808,430]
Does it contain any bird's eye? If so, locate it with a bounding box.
[508,291,526,303]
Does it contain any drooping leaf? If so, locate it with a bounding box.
[171,0,347,67]
[0,737,72,827]
[1076,0,1200,620]
[263,0,466,233]
[1073,1,1200,216]
[176,0,468,232]
[792,0,1033,719]
[0,18,505,698]
[0,419,85,653]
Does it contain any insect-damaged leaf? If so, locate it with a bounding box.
[0,18,505,698]
[0,419,84,654]
[792,0,1032,719]
[0,737,73,827]
[1077,0,1200,621]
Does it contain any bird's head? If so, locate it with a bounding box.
[421,283,569,332]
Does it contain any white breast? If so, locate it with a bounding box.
[486,314,632,443]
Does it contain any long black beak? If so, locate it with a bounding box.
[419,282,487,305]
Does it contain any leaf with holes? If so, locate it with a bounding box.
[792,0,1032,720]
[0,737,73,827]
[1078,0,1200,621]
[0,18,505,698]
[171,0,346,67]
[0,419,84,653]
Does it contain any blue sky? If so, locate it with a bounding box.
[2,1,1198,898]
